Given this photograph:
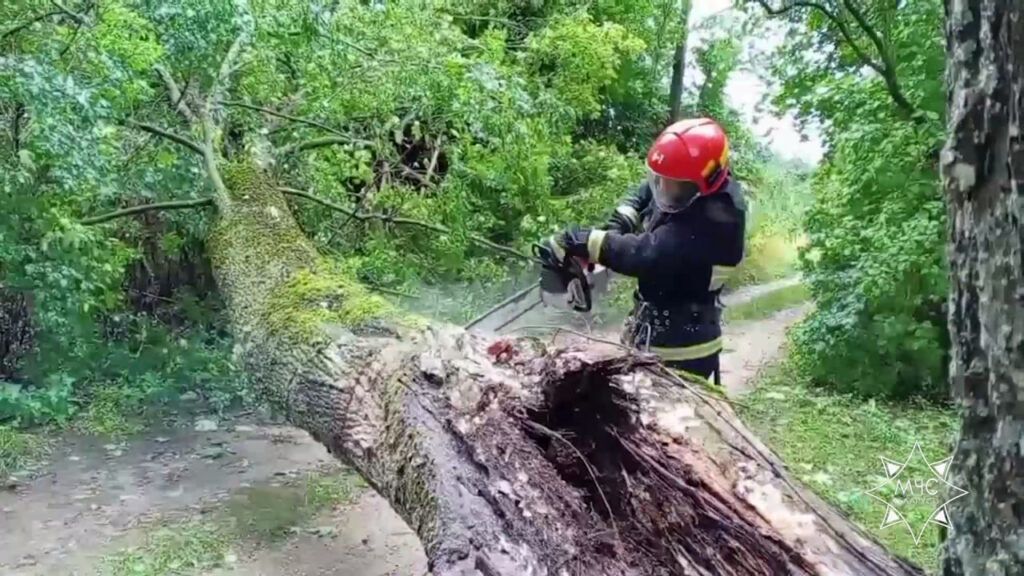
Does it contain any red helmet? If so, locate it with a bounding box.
[646,118,730,211]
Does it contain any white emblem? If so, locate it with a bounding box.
[865,441,969,545]
[652,151,665,164]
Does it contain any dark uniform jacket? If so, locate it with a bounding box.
[591,177,747,360]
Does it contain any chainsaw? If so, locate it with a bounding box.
[464,242,611,334]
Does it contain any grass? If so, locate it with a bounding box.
[102,470,363,576]
[0,426,49,478]
[103,522,231,576]
[79,384,147,438]
[723,283,810,323]
[739,364,958,572]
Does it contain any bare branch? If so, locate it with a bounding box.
[81,198,214,225]
[425,136,443,183]
[192,32,248,210]
[126,120,204,156]
[335,36,376,58]
[366,284,418,298]
[156,65,196,123]
[206,33,247,116]
[11,103,24,154]
[219,100,347,138]
[200,124,229,207]
[277,187,532,261]
[400,165,431,186]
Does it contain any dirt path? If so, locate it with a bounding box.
[0,421,427,576]
[1,286,806,576]
[721,303,811,396]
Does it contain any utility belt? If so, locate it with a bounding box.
[622,292,723,361]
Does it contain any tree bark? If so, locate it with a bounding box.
[205,162,923,575]
[940,1,1024,574]
[667,0,691,122]
[0,288,33,381]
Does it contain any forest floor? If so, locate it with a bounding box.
[0,280,809,576]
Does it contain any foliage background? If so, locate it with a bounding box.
[0,0,810,429]
[742,0,949,399]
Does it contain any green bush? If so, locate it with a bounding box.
[791,119,947,399]
[755,0,949,399]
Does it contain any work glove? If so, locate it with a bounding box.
[544,226,592,261]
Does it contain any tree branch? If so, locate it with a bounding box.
[196,32,248,210]
[11,103,24,154]
[1,10,65,40]
[277,187,532,261]
[425,136,443,183]
[126,121,204,156]
[206,33,246,116]
[155,65,196,123]
[753,0,883,74]
[81,198,214,225]
[49,0,86,24]
[838,0,915,115]
[335,36,376,58]
[400,165,431,186]
[751,0,916,116]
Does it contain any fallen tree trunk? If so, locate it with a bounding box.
[207,163,924,576]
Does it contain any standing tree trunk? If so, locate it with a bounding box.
[941,0,1024,573]
[200,161,924,575]
[667,0,691,122]
[0,287,33,381]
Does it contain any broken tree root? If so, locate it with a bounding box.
[517,361,815,575]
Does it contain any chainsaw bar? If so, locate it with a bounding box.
[463,282,543,333]
[464,242,610,334]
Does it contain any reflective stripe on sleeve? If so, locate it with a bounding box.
[709,265,736,291]
[615,205,640,229]
[587,229,607,263]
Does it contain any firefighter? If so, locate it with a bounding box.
[545,118,746,386]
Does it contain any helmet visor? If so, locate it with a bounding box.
[649,171,700,213]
